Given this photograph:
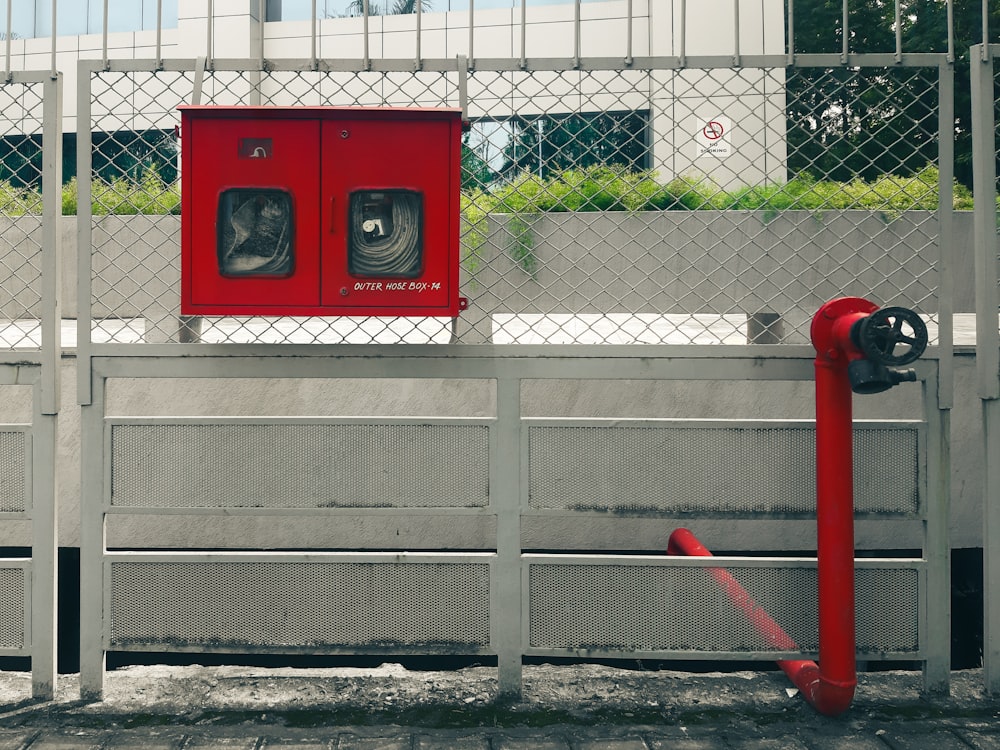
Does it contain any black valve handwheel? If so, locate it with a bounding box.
[856,307,928,366]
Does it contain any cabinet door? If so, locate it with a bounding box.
[320,116,455,312]
[185,118,321,312]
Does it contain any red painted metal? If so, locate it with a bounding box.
[666,527,823,708]
[667,297,886,717]
[180,106,463,317]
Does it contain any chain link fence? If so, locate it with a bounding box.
[80,57,950,347]
[0,78,46,351]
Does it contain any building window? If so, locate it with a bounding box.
[20,0,178,39]
[464,110,651,190]
[267,0,612,18]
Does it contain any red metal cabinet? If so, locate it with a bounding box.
[180,106,463,317]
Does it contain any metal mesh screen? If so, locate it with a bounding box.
[528,563,919,654]
[0,81,45,350]
[0,429,27,513]
[110,421,489,508]
[109,560,491,651]
[528,423,919,515]
[0,565,26,649]
[84,63,944,346]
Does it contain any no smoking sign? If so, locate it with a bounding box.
[697,115,732,158]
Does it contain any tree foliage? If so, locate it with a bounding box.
[498,111,648,181]
[788,0,1000,189]
[343,0,433,16]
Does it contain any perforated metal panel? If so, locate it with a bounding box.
[0,429,27,513]
[109,560,491,651]
[528,562,919,655]
[0,566,26,650]
[528,422,920,515]
[110,421,489,508]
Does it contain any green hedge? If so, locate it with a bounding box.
[0,164,977,217]
[462,164,974,216]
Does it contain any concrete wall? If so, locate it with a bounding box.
[46,210,977,322]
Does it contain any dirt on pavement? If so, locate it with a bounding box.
[1,662,999,739]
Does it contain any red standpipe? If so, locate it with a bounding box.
[807,298,876,716]
[668,298,881,717]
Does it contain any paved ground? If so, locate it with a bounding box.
[1,664,999,749]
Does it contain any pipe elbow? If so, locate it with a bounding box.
[786,663,855,717]
[808,674,857,717]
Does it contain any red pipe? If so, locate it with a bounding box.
[806,298,876,715]
[666,298,880,717]
[666,527,819,696]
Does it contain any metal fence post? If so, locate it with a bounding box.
[494,376,522,698]
[30,385,58,699]
[79,373,107,701]
[923,371,951,694]
[29,69,63,700]
[971,43,1000,695]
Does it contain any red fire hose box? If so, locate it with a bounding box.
[179,105,464,317]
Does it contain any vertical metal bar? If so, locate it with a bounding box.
[363,0,370,70]
[573,0,580,68]
[972,45,999,400]
[787,0,794,64]
[984,397,1000,695]
[79,372,107,700]
[30,387,58,700]
[984,0,990,58]
[457,53,469,120]
[207,0,214,66]
[894,0,902,63]
[102,0,109,68]
[30,71,63,701]
[76,63,95,406]
[937,61,955,410]
[311,0,317,70]
[494,378,522,698]
[415,0,422,70]
[922,374,951,694]
[156,0,163,66]
[468,0,474,66]
[519,0,526,69]
[841,0,849,63]
[920,62,956,697]
[947,0,954,62]
[972,43,1000,695]
[40,74,62,416]
[624,0,632,65]
[258,0,265,69]
[4,0,11,80]
[679,0,686,66]
[732,0,739,66]
[50,0,56,76]
[192,56,207,105]
[250,0,264,105]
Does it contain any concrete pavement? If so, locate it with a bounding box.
[1,665,999,749]
[2,718,1000,750]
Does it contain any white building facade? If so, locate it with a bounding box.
[3,0,787,187]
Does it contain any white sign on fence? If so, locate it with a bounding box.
[697,116,732,158]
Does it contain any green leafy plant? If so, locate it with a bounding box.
[0,181,43,215]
